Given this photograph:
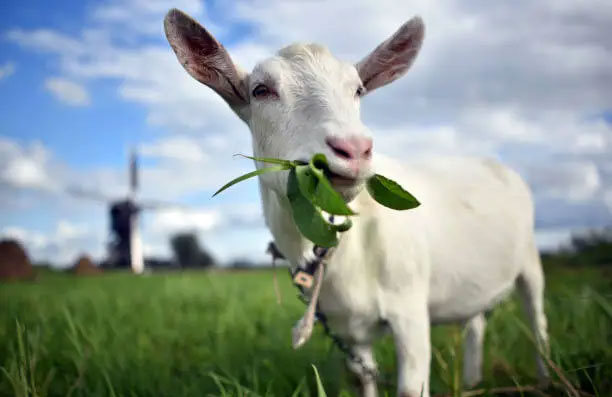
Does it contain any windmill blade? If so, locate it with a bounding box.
[65,186,113,203]
[137,199,192,211]
[223,213,265,229]
[139,203,265,227]
[129,149,138,197]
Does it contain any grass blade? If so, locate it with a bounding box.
[290,377,306,397]
[213,165,290,197]
[311,365,327,397]
[590,289,612,320]
[234,153,296,167]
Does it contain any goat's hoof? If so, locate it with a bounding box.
[463,374,482,389]
[398,393,420,397]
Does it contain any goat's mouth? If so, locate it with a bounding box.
[294,158,366,190]
[296,160,365,191]
[324,169,359,187]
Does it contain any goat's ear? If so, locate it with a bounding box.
[164,9,249,119]
[356,17,425,94]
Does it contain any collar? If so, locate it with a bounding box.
[289,245,329,292]
[267,241,330,298]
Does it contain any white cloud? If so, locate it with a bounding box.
[1,226,48,251]
[7,29,83,55]
[44,77,91,106]
[527,161,601,202]
[0,138,59,191]
[0,62,15,80]
[535,227,575,252]
[573,132,607,154]
[56,220,89,240]
[140,136,207,163]
[92,0,206,36]
[142,203,269,262]
[458,107,544,143]
[134,131,257,199]
[149,208,220,234]
[1,221,103,266]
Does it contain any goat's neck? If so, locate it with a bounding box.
[259,180,314,267]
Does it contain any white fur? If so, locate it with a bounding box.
[164,10,549,396]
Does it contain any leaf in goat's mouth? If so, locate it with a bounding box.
[287,168,339,247]
[213,153,420,247]
[296,154,356,216]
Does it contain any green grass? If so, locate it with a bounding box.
[1,265,610,396]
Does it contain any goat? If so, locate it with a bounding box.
[164,9,549,397]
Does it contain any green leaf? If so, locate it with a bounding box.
[309,153,329,171]
[287,168,339,247]
[212,165,291,197]
[301,154,356,216]
[311,365,328,397]
[313,175,357,216]
[233,153,296,167]
[366,174,420,210]
[295,164,317,199]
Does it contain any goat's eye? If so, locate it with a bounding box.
[252,84,271,98]
[356,86,365,98]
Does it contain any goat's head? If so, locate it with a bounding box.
[164,9,424,201]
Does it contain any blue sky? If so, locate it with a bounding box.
[1,0,611,266]
[2,2,149,171]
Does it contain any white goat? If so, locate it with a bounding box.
[164,9,549,397]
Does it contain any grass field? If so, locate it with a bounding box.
[1,265,610,397]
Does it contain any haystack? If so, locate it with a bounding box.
[0,239,34,281]
[72,255,102,275]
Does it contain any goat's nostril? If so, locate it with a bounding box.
[332,146,352,159]
[326,137,373,161]
[326,138,354,159]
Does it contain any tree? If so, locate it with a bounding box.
[569,228,612,266]
[170,232,215,268]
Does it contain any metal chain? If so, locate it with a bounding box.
[316,312,380,382]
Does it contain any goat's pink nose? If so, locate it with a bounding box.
[326,136,373,161]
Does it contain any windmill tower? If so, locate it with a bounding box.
[68,150,155,274]
[106,151,144,273]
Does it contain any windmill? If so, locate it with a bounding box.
[67,149,263,273]
[109,150,143,273]
[67,150,158,274]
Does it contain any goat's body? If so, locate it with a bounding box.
[261,155,548,396]
[164,10,548,395]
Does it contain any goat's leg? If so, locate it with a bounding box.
[388,302,431,397]
[516,244,550,385]
[462,312,486,387]
[346,344,378,397]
